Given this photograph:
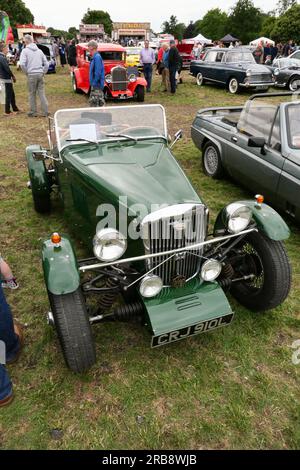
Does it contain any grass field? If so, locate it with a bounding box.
[0,68,299,450]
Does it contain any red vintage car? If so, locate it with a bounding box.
[72,43,147,101]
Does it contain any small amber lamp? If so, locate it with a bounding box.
[51,232,62,245]
[255,194,264,208]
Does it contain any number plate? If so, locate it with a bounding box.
[256,85,268,90]
[151,313,234,348]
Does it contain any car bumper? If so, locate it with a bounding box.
[274,82,286,87]
[240,81,274,88]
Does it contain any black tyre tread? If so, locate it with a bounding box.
[136,85,145,102]
[32,192,51,213]
[49,289,96,373]
[288,75,300,91]
[202,141,224,179]
[231,231,292,311]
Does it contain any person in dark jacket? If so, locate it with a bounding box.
[67,39,77,72]
[0,42,19,115]
[168,40,180,94]
[59,41,67,67]
[88,40,105,107]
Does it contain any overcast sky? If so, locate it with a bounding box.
[25,0,278,32]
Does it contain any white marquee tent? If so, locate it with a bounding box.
[183,33,212,44]
[250,37,275,47]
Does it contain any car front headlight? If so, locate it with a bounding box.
[274,68,280,76]
[105,74,112,83]
[246,69,252,77]
[226,203,252,234]
[201,259,222,282]
[139,275,163,298]
[93,228,127,262]
[129,73,137,82]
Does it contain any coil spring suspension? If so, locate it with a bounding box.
[218,263,235,289]
[113,301,144,322]
[98,277,120,312]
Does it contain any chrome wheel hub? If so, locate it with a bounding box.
[204,147,218,174]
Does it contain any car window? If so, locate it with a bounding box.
[216,52,225,62]
[286,103,300,149]
[291,51,300,60]
[226,52,255,63]
[100,51,124,61]
[205,51,217,62]
[269,110,281,151]
[238,100,278,140]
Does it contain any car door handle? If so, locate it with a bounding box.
[231,136,238,143]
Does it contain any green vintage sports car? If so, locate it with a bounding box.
[26,104,292,373]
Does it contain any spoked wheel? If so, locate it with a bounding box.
[48,288,96,373]
[72,75,82,94]
[229,231,292,311]
[202,141,224,178]
[288,76,300,92]
[228,77,239,94]
[196,72,204,86]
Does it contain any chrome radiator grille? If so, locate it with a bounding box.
[142,204,207,285]
[249,73,270,83]
[111,66,128,91]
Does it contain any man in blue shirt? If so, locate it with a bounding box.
[88,40,105,107]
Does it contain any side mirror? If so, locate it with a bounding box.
[248,137,266,155]
[170,129,183,149]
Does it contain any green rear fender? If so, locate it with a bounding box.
[214,200,290,241]
[42,236,80,295]
[26,145,50,197]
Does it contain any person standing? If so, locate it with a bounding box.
[168,40,180,95]
[19,35,49,117]
[59,41,67,68]
[67,39,77,73]
[0,272,23,407]
[0,43,19,116]
[140,40,155,92]
[161,43,170,92]
[88,40,105,107]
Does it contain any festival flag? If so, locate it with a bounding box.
[0,10,11,43]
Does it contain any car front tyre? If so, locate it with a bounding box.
[230,231,292,311]
[48,288,96,373]
[72,74,81,94]
[135,85,145,102]
[202,142,224,179]
[32,192,51,214]
[288,75,300,91]
[228,77,240,94]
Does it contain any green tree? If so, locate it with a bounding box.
[227,0,265,44]
[194,8,229,41]
[68,27,79,38]
[81,9,113,35]
[183,21,196,39]
[161,15,186,40]
[276,0,297,15]
[0,0,34,27]
[272,4,300,42]
[260,15,277,38]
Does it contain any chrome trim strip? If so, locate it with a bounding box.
[79,228,257,272]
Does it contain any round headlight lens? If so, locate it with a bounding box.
[93,228,127,262]
[201,259,222,282]
[226,203,252,234]
[129,73,137,82]
[274,68,280,76]
[105,74,112,83]
[246,69,251,77]
[139,275,163,298]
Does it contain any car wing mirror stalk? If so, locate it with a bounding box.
[170,129,183,149]
[248,136,266,155]
[32,149,61,163]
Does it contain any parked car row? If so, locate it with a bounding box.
[26,93,296,372]
[190,47,300,94]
